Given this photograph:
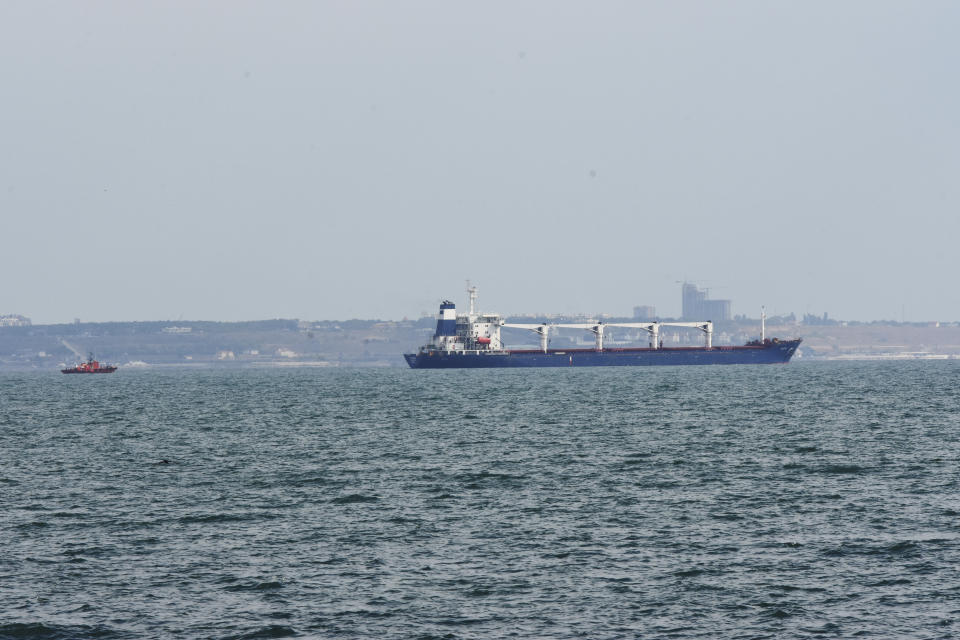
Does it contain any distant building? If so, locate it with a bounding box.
[0,314,31,327]
[162,326,192,334]
[802,312,838,326]
[682,283,731,321]
[632,305,656,320]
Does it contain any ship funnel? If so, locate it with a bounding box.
[435,300,457,338]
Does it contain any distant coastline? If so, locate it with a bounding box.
[2,317,960,370]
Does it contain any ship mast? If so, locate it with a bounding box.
[466,280,478,318]
[761,306,766,342]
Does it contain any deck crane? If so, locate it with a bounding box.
[500,323,551,353]
[500,321,714,352]
[557,323,607,351]
[593,322,660,348]
[647,321,714,349]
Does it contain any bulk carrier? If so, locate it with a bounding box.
[404,286,800,369]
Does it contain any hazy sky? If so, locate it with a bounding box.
[3,2,958,323]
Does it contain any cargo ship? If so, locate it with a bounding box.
[404,287,800,369]
[61,354,117,374]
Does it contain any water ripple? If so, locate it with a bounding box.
[2,362,960,638]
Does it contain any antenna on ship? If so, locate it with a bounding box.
[761,306,766,343]
[466,280,478,317]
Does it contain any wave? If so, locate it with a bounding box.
[454,471,526,489]
[177,513,275,524]
[224,580,285,592]
[0,623,123,640]
[330,494,379,504]
[823,539,925,558]
[817,463,867,474]
[219,625,297,640]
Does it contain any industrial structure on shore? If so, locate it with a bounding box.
[682,283,731,322]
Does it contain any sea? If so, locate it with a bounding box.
[1,361,959,639]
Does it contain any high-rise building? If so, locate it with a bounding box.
[681,283,731,321]
[632,305,656,320]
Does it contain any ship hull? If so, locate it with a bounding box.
[404,340,801,369]
[61,368,117,374]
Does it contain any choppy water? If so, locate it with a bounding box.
[2,361,959,639]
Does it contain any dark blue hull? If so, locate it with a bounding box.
[404,340,801,368]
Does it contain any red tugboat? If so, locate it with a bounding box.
[61,353,117,374]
